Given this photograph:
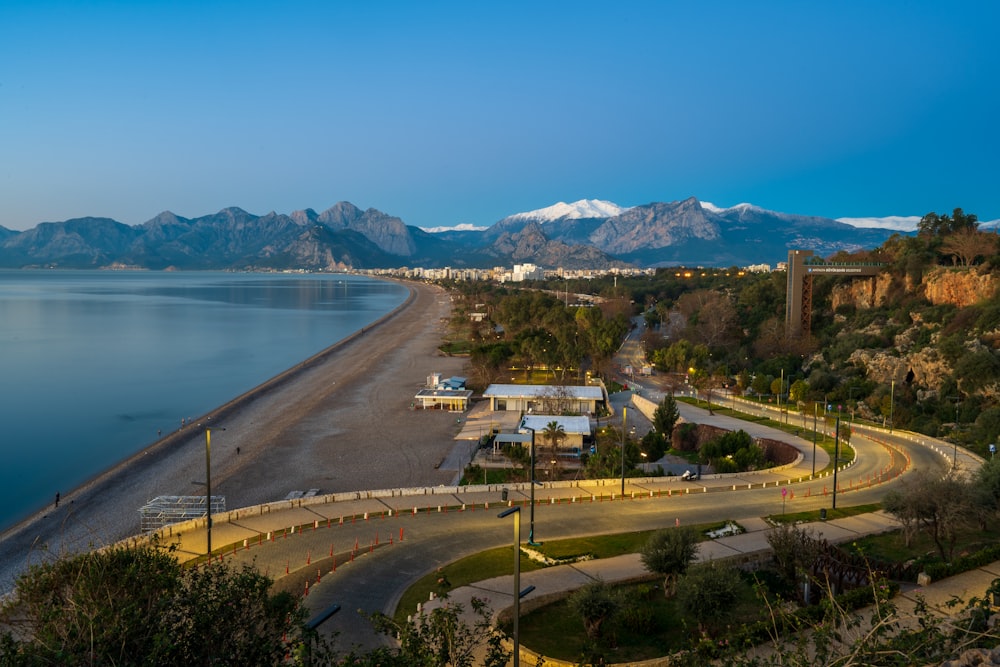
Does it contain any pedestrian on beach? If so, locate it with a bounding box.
[54,492,60,508]
[236,446,240,455]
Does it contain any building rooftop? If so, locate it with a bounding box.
[519,414,592,434]
[483,384,604,400]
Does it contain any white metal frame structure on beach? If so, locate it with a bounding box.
[139,495,226,533]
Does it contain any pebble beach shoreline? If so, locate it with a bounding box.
[0,279,467,594]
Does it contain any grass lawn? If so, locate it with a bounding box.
[515,572,767,663]
[767,503,882,525]
[393,521,739,626]
[393,545,543,625]
[846,523,1000,565]
[676,398,855,475]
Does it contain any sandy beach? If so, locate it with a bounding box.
[0,279,467,593]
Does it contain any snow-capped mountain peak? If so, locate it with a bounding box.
[505,199,630,223]
[701,201,761,214]
[835,215,920,232]
[420,223,489,233]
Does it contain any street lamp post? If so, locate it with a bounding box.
[620,407,628,496]
[948,395,962,468]
[812,403,818,478]
[524,426,540,546]
[831,416,840,510]
[201,425,225,557]
[888,380,895,433]
[498,507,521,667]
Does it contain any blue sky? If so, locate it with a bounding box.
[2,1,998,231]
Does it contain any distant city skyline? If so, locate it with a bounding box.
[2,2,998,232]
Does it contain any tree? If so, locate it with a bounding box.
[940,228,996,266]
[770,376,787,400]
[0,542,309,666]
[751,373,773,399]
[541,420,567,472]
[366,596,509,667]
[674,561,742,637]
[652,394,680,438]
[688,368,717,414]
[766,523,824,602]
[567,578,623,641]
[542,420,567,450]
[883,470,973,561]
[788,378,809,404]
[971,457,1000,527]
[917,208,979,237]
[640,429,668,462]
[640,527,699,597]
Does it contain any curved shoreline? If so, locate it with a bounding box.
[0,281,416,543]
[0,279,466,592]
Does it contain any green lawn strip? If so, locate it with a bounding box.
[392,521,734,625]
[516,573,764,663]
[393,546,543,625]
[845,524,1000,570]
[766,503,882,525]
[676,397,854,475]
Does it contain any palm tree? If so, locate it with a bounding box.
[542,420,566,472]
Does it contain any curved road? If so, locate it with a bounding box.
[164,399,954,656]
[155,319,976,656]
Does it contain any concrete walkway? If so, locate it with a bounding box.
[420,510,1000,666]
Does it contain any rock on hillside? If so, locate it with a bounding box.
[832,266,997,310]
[923,266,999,307]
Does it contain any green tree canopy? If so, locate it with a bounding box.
[640,527,699,598]
[674,561,743,637]
[653,394,680,437]
[0,543,308,666]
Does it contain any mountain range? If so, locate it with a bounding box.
[0,198,905,271]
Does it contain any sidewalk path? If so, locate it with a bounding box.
[423,511,1000,666]
[422,512,903,627]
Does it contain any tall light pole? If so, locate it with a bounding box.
[498,507,521,667]
[620,406,627,496]
[831,416,840,510]
[888,380,895,433]
[812,403,818,478]
[524,425,540,546]
[201,425,225,557]
[778,369,784,424]
[948,395,961,468]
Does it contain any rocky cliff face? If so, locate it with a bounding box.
[831,266,997,310]
[834,267,1000,396]
[923,266,998,307]
[830,274,898,310]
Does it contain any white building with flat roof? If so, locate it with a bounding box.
[482,384,604,415]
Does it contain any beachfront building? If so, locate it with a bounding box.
[482,384,605,416]
[413,387,473,411]
[490,415,591,457]
[414,371,473,410]
[519,414,591,450]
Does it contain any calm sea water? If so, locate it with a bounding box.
[0,271,408,532]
